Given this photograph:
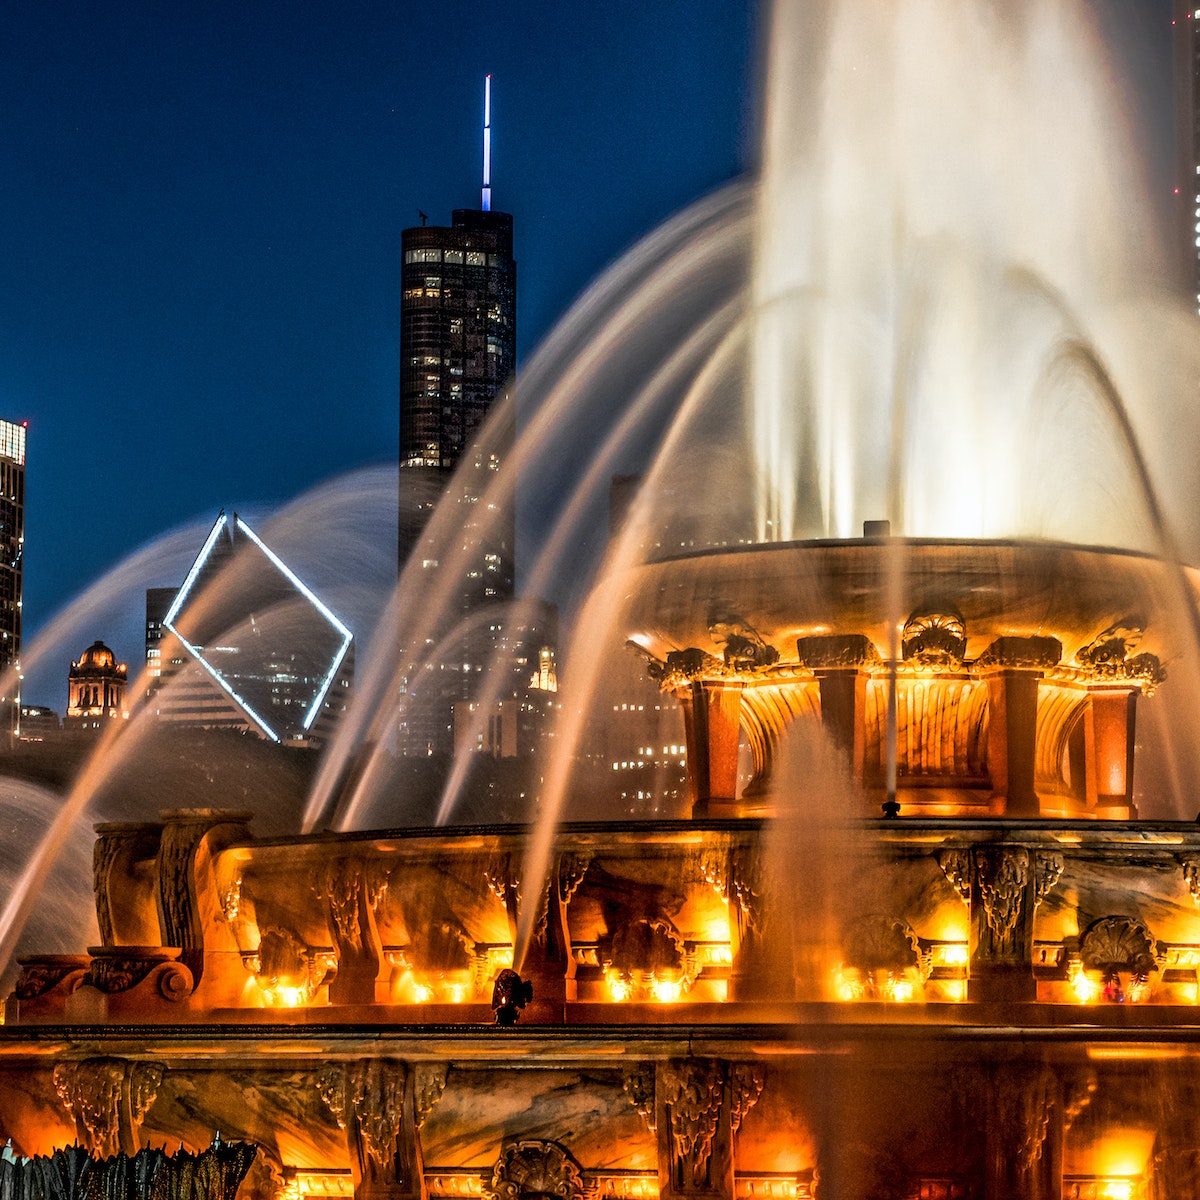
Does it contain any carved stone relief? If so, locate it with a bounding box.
[659,1059,726,1191]
[481,1140,585,1200]
[936,850,971,904]
[317,1060,405,1171]
[974,848,1029,941]
[1079,916,1163,979]
[53,1058,163,1159]
[414,1064,448,1129]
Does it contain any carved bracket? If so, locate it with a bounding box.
[53,1058,163,1159]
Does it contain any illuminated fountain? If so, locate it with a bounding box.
[4,1,1200,1198]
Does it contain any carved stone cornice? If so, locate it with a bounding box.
[990,1063,1055,1178]
[317,1060,405,1171]
[481,1141,585,1200]
[312,859,390,955]
[795,634,880,670]
[709,619,780,673]
[1178,854,1200,905]
[1033,852,1064,907]
[558,854,590,905]
[83,946,193,1001]
[53,1058,163,1159]
[975,636,1062,671]
[623,1065,656,1132]
[974,848,1029,940]
[1074,623,1165,692]
[14,954,90,1001]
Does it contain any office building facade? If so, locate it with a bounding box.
[0,420,25,738]
[395,142,519,755]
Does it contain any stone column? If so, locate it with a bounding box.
[680,681,744,817]
[1083,687,1137,815]
[625,1060,763,1200]
[796,635,880,789]
[957,846,1062,1004]
[318,1060,445,1200]
[156,808,253,1000]
[812,670,868,786]
[975,637,1060,817]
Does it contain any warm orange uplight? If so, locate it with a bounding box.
[260,984,307,1008]
[651,978,682,1003]
[937,943,969,968]
[1070,964,1097,1004]
[606,974,632,1002]
[1100,1183,1135,1200]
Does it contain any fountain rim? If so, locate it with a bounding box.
[639,535,1199,572]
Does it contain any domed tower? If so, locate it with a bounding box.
[66,639,128,732]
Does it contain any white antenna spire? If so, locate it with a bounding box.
[482,74,492,211]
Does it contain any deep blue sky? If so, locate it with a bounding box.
[0,1,1178,708]
[0,1,757,704]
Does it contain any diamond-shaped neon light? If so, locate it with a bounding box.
[162,512,353,743]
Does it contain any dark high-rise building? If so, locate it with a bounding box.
[0,420,26,739]
[395,78,520,757]
[1175,2,1200,310]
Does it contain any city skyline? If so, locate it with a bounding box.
[0,1,755,713]
[0,1,1176,714]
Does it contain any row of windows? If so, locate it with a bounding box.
[405,248,507,267]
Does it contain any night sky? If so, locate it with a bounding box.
[0,1,1178,711]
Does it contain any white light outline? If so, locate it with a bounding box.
[162,512,281,742]
[164,512,228,627]
[233,517,354,731]
[162,511,353,741]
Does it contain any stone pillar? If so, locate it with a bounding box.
[982,1063,1093,1200]
[318,1060,445,1200]
[968,846,1036,1003]
[680,681,744,817]
[93,822,163,946]
[313,858,391,1006]
[625,1060,763,1200]
[976,637,1061,817]
[795,635,881,790]
[983,671,1040,816]
[703,839,792,1001]
[1084,687,1137,815]
[812,670,868,785]
[957,846,1062,1004]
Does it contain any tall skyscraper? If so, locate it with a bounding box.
[1175,2,1200,309]
[396,77,521,756]
[0,420,26,738]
